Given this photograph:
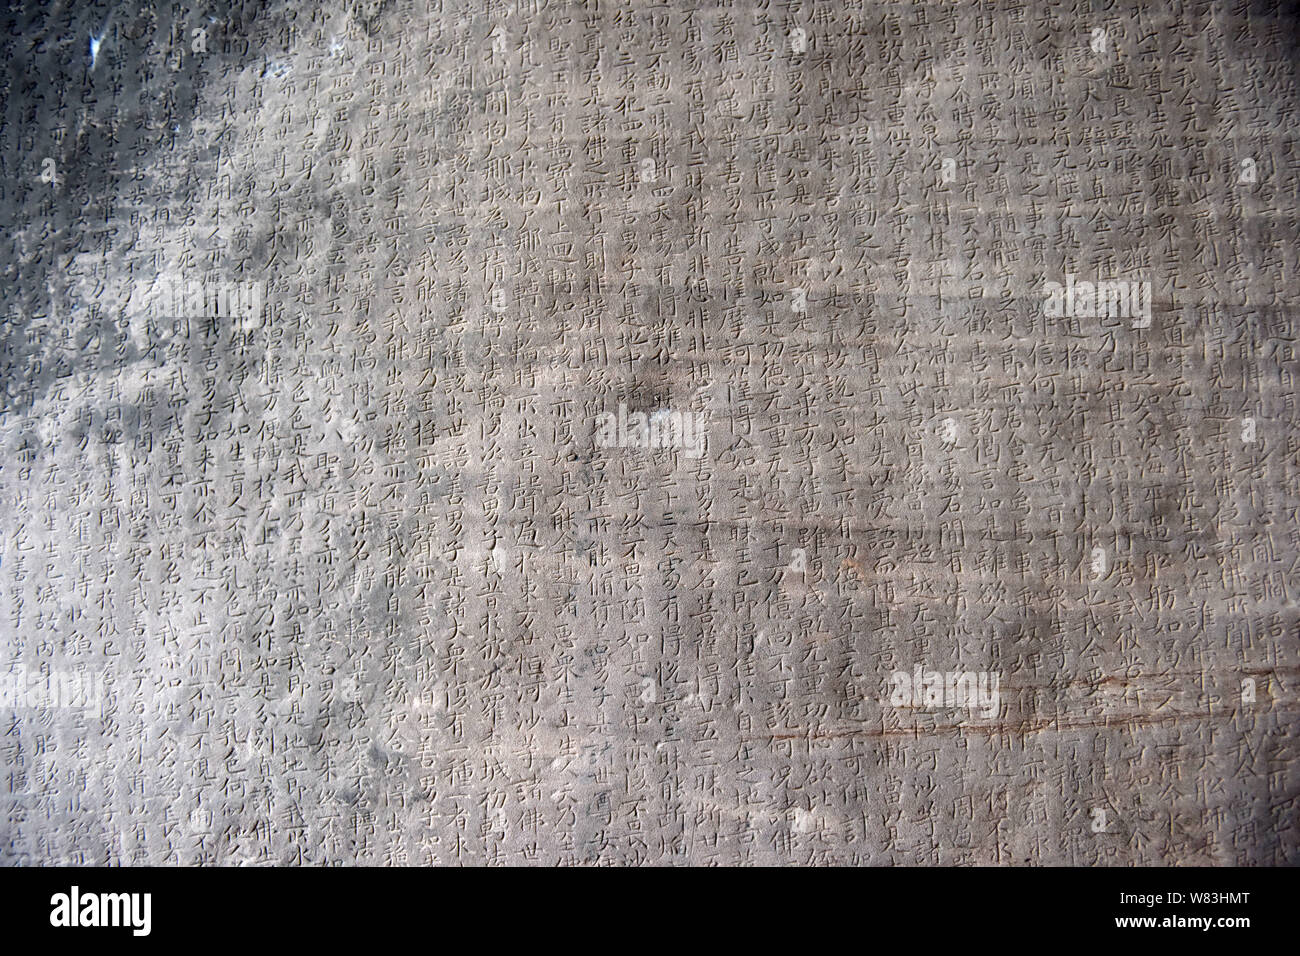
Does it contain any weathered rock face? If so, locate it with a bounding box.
[1,0,1296,866]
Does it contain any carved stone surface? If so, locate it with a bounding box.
[1,0,1296,865]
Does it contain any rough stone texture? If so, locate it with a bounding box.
[1,0,1297,865]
